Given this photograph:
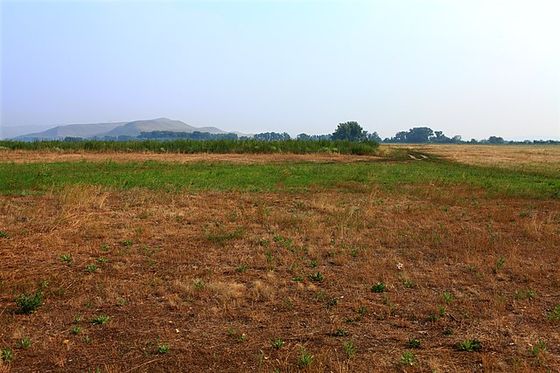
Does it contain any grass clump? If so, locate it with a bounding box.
[371,282,387,293]
[15,290,43,314]
[298,348,314,368]
[18,337,31,349]
[406,338,421,349]
[547,304,560,321]
[85,264,98,273]
[308,272,324,282]
[91,315,110,325]
[157,343,170,354]
[343,341,357,358]
[60,254,73,265]
[271,338,285,350]
[456,339,482,352]
[0,231,8,238]
[400,351,416,366]
[1,348,13,362]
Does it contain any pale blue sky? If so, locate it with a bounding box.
[1,0,559,139]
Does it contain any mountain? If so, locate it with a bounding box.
[13,118,233,140]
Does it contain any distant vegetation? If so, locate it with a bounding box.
[0,139,379,155]
[4,122,558,148]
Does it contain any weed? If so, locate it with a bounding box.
[402,279,416,288]
[298,348,313,367]
[96,257,109,264]
[530,339,547,357]
[443,291,454,304]
[309,259,318,268]
[71,326,82,335]
[495,256,505,272]
[407,338,421,348]
[1,348,13,362]
[371,282,386,293]
[514,289,536,300]
[85,264,98,273]
[308,272,324,282]
[400,351,416,366]
[100,244,110,252]
[15,290,43,314]
[343,341,356,358]
[271,338,284,350]
[456,339,482,352]
[122,239,133,247]
[547,304,560,321]
[292,276,304,282]
[357,306,368,317]
[438,306,446,317]
[60,254,73,265]
[91,315,110,325]
[235,264,248,273]
[193,278,205,290]
[18,337,31,349]
[157,343,170,354]
[0,231,8,238]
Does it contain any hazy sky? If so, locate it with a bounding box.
[1,0,559,140]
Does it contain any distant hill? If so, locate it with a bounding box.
[14,118,233,140]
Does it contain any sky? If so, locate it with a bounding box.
[1,0,559,140]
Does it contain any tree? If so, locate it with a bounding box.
[406,127,434,143]
[368,132,382,142]
[332,121,367,141]
[487,136,505,144]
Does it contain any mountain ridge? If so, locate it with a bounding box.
[14,118,235,140]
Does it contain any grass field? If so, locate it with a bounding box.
[0,146,559,372]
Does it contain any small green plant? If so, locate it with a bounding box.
[343,341,356,358]
[308,272,324,282]
[1,348,13,362]
[157,343,170,354]
[85,264,98,273]
[400,351,416,366]
[292,276,304,282]
[298,348,314,367]
[407,338,421,349]
[402,279,416,288]
[91,315,110,325]
[438,305,446,317]
[309,259,318,268]
[122,239,133,247]
[495,256,505,271]
[193,278,205,290]
[442,291,454,304]
[357,306,368,317]
[71,326,82,335]
[547,304,560,321]
[0,231,8,238]
[271,338,285,350]
[60,254,73,264]
[371,282,386,293]
[235,264,248,273]
[456,339,482,352]
[96,257,109,264]
[100,244,110,252]
[19,337,31,349]
[530,339,547,357]
[514,289,536,300]
[15,290,43,314]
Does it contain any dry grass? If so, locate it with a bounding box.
[401,144,560,176]
[1,180,559,371]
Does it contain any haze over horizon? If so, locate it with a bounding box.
[1,0,559,140]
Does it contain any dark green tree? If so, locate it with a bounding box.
[332,121,367,141]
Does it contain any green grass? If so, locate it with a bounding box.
[0,139,379,155]
[0,159,557,198]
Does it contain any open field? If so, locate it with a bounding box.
[1,146,559,372]
[402,144,560,177]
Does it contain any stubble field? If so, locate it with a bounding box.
[0,145,559,372]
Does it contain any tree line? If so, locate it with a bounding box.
[62,121,557,144]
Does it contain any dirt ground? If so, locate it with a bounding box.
[1,180,559,372]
